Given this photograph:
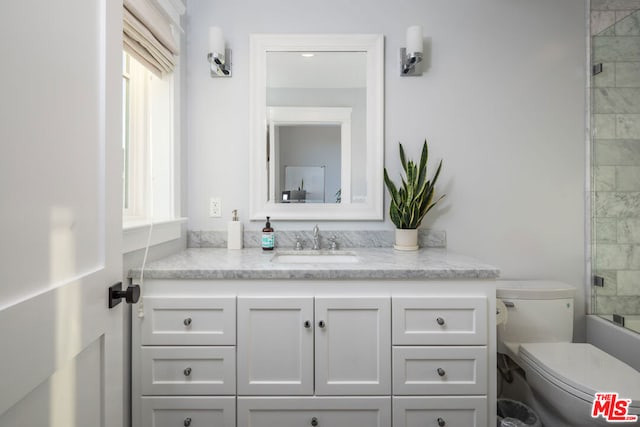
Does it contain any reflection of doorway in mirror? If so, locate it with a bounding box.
[277,124,340,203]
[284,166,325,203]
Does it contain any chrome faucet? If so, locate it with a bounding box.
[312,224,321,250]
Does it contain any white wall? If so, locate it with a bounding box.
[186,0,587,337]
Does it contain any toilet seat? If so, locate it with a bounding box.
[518,342,640,410]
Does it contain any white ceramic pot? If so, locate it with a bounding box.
[394,228,419,251]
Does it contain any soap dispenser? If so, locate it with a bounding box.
[227,209,243,250]
[262,216,275,251]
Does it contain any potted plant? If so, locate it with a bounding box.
[384,139,445,250]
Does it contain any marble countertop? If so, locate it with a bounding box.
[129,248,500,280]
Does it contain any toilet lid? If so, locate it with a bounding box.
[519,342,640,407]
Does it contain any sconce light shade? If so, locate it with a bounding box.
[209,27,225,57]
[401,25,424,76]
[207,26,232,77]
[406,25,423,55]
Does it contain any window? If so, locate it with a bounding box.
[120,0,185,253]
[122,50,182,251]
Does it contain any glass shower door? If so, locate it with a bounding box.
[591,5,640,333]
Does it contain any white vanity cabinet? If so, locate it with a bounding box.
[237,297,390,396]
[132,296,237,427]
[131,279,496,427]
[392,296,489,427]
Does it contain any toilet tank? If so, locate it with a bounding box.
[497,281,575,355]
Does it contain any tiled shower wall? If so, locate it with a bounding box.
[592,0,640,315]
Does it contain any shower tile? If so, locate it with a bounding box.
[615,10,640,35]
[593,63,616,88]
[616,114,640,138]
[617,270,640,295]
[615,63,640,87]
[596,192,640,217]
[595,166,616,191]
[593,37,640,62]
[592,0,640,10]
[595,139,640,165]
[592,11,616,35]
[631,245,640,267]
[616,166,640,190]
[594,114,616,138]
[594,88,640,113]
[595,244,633,269]
[618,218,640,242]
[596,217,618,242]
[593,296,616,314]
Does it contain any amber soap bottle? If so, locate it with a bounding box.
[262,216,274,250]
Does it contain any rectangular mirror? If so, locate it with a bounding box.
[249,34,384,220]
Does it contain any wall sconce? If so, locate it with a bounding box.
[208,26,231,77]
[400,25,423,76]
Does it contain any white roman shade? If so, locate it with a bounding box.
[123,0,179,76]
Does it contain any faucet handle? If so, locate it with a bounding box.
[294,234,303,250]
[328,236,338,250]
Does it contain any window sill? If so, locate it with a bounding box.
[122,217,187,254]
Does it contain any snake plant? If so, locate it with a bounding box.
[383,140,445,229]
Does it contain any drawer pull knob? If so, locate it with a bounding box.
[318,320,326,328]
[437,368,446,377]
[184,367,192,377]
[311,417,319,426]
[304,320,311,329]
[437,418,446,426]
[184,317,192,326]
[436,317,445,326]
[184,417,192,427]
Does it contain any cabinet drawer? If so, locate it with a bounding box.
[141,396,235,427]
[141,346,235,395]
[394,396,487,427]
[393,347,487,395]
[141,297,235,345]
[238,397,391,427]
[392,297,487,345]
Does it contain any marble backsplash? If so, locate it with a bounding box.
[188,229,446,249]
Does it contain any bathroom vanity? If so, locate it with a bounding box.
[130,248,499,427]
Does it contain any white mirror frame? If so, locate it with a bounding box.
[249,33,384,221]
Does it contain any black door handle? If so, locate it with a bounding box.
[108,282,140,308]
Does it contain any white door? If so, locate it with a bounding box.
[0,0,123,426]
[237,297,314,395]
[315,297,391,395]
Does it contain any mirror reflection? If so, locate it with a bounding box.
[266,51,367,205]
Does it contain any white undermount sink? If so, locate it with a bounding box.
[271,250,359,264]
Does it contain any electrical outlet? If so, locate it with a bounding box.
[209,197,222,217]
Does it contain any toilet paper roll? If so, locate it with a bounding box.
[496,299,508,326]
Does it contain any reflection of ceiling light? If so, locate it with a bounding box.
[301,53,314,58]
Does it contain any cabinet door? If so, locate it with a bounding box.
[315,297,391,395]
[238,297,314,395]
[141,297,236,345]
[141,396,235,427]
[393,297,487,345]
[237,397,391,427]
[394,396,487,427]
[393,346,487,395]
[141,346,235,395]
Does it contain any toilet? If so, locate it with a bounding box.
[497,281,640,426]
